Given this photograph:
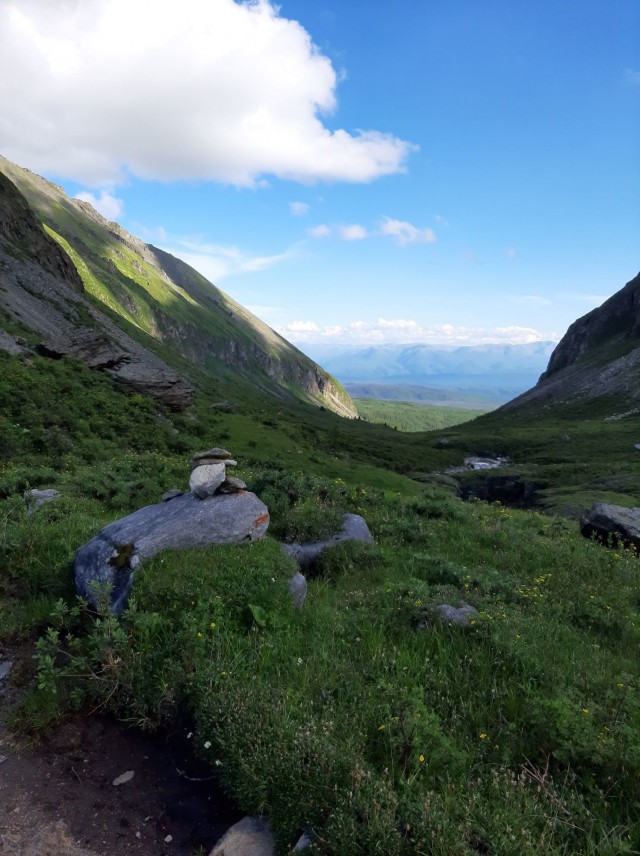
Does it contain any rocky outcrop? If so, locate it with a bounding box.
[580,503,640,551]
[541,272,640,380]
[0,165,194,409]
[503,273,640,412]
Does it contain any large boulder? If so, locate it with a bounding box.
[75,492,270,613]
[282,513,374,572]
[580,503,640,551]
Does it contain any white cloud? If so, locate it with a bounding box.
[380,217,436,246]
[307,224,331,238]
[0,0,415,188]
[74,190,123,220]
[505,247,517,259]
[338,224,368,241]
[161,236,296,282]
[289,201,310,216]
[277,318,558,345]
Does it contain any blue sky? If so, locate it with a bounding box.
[0,0,638,349]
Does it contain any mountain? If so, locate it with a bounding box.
[305,341,557,399]
[503,272,640,411]
[0,156,355,417]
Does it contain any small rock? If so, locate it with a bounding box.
[209,816,275,856]
[190,458,237,471]
[192,447,232,461]
[112,770,135,786]
[435,603,479,627]
[0,660,13,683]
[162,489,183,502]
[288,573,307,610]
[164,834,173,843]
[189,463,226,499]
[217,476,247,494]
[293,832,313,851]
[0,755,8,765]
[634,444,640,452]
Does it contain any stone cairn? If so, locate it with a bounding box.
[161,447,247,502]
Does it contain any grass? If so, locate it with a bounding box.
[1,345,640,853]
[354,398,487,432]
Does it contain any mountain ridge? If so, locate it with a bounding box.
[0,155,356,418]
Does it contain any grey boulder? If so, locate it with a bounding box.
[581,503,640,551]
[435,603,479,627]
[24,488,61,516]
[75,491,270,613]
[282,513,374,572]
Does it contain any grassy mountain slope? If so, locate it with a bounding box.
[0,156,355,418]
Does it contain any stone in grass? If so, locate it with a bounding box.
[75,491,270,613]
[282,513,374,572]
[189,463,226,498]
[288,572,307,610]
[581,503,640,551]
[24,488,61,517]
[209,816,275,856]
[435,603,479,627]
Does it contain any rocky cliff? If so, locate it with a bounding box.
[503,272,640,411]
[0,156,356,418]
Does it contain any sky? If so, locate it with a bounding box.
[0,0,638,350]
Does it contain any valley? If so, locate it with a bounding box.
[1,158,640,854]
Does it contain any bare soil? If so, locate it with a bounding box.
[0,650,241,856]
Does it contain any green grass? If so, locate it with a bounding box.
[1,346,640,852]
[355,398,487,432]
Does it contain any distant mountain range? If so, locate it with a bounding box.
[302,341,557,403]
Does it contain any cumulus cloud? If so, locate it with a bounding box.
[74,190,123,220]
[289,201,310,216]
[380,217,436,246]
[277,318,557,346]
[0,0,415,188]
[338,224,368,241]
[160,236,296,282]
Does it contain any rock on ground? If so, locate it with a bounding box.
[75,492,270,613]
[209,816,275,856]
[581,503,640,551]
[282,513,374,572]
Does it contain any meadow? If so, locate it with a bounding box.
[2,348,640,854]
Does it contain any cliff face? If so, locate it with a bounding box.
[0,156,356,418]
[540,272,640,381]
[502,272,640,412]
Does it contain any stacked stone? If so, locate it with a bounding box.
[189,447,247,499]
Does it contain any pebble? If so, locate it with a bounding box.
[112,770,135,786]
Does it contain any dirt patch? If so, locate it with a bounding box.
[0,656,242,856]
